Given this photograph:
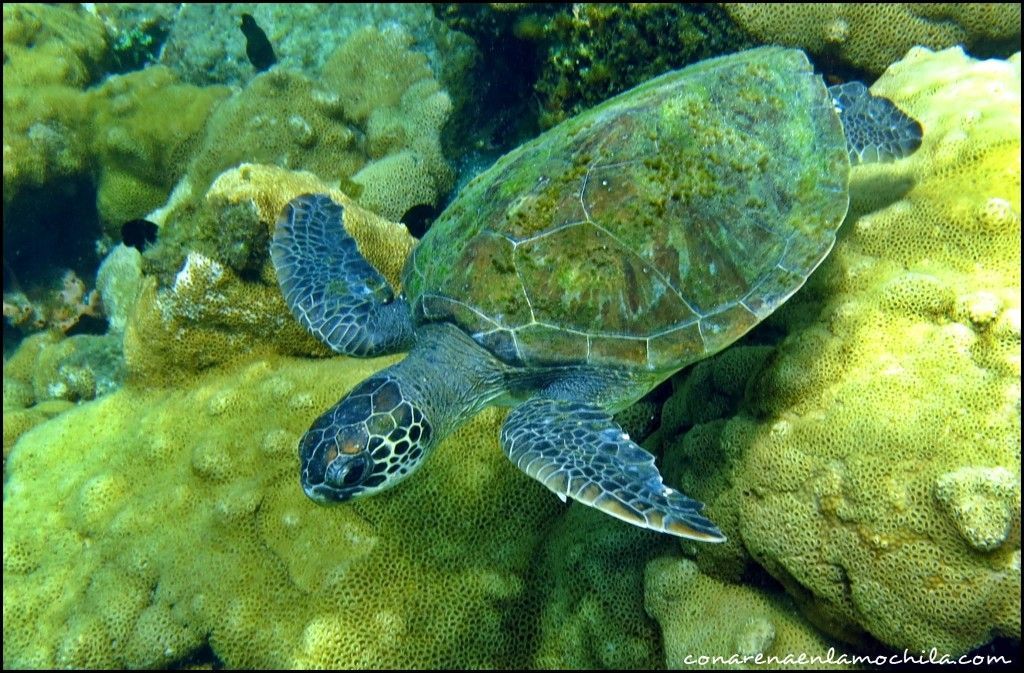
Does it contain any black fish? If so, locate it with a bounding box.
[240,13,276,72]
[121,219,159,252]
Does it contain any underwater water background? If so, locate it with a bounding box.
[3,3,1021,669]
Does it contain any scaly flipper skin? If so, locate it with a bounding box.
[829,82,923,165]
[271,194,413,357]
[500,397,726,542]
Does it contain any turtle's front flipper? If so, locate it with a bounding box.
[271,194,414,356]
[500,398,725,542]
[829,82,923,165]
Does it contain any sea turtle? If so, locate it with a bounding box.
[271,47,921,541]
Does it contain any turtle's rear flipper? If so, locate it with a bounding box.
[500,398,725,542]
[829,82,923,165]
[272,194,414,356]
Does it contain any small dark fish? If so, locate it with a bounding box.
[121,219,159,252]
[240,13,276,72]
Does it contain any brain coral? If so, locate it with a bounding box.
[660,47,1020,654]
[3,354,564,668]
[724,3,1021,75]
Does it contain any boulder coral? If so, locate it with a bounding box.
[206,164,416,291]
[3,354,565,668]
[5,14,450,300]
[3,8,227,235]
[177,25,454,227]
[645,557,851,669]
[660,47,1021,654]
[724,3,1021,75]
[124,164,417,387]
[530,504,669,669]
[90,66,230,230]
[2,3,107,199]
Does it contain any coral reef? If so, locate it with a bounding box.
[723,3,1021,76]
[3,269,102,334]
[659,48,1021,654]
[124,164,416,387]
[158,24,453,245]
[323,26,455,221]
[645,557,851,669]
[154,4,462,89]
[90,66,230,231]
[5,10,453,341]
[206,164,416,290]
[2,3,106,201]
[3,355,567,668]
[4,12,227,302]
[4,3,1021,665]
[95,244,144,335]
[530,504,669,669]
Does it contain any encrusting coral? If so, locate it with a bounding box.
[176,25,454,228]
[5,16,451,298]
[90,66,230,230]
[2,3,107,200]
[123,164,417,387]
[723,3,1021,75]
[2,354,567,668]
[658,47,1021,654]
[529,504,669,669]
[206,164,416,290]
[645,557,851,669]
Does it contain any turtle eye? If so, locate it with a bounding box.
[326,453,371,488]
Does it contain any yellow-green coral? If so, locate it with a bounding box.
[206,164,416,290]
[90,66,230,230]
[122,253,315,387]
[322,25,436,125]
[336,29,455,221]
[3,355,565,668]
[724,3,1021,75]
[645,557,852,669]
[661,48,1021,654]
[179,25,453,226]
[530,505,668,669]
[1,4,109,89]
[3,9,227,224]
[2,3,104,200]
[124,165,417,387]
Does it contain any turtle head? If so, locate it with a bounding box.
[299,373,433,503]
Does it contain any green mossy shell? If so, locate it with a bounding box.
[405,47,849,371]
